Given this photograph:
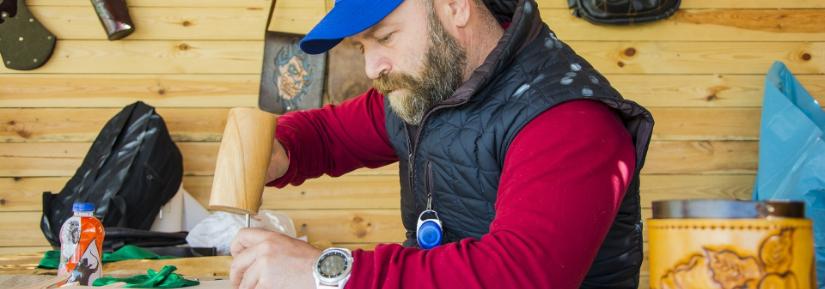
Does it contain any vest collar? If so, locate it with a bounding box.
[444,0,545,105]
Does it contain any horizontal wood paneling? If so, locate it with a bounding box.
[0,108,230,143]
[0,174,755,212]
[3,1,822,288]
[570,41,822,75]
[0,210,406,247]
[265,0,825,37]
[0,40,264,74]
[544,9,825,42]
[0,140,758,177]
[0,142,397,177]
[0,107,771,142]
[27,0,271,8]
[0,208,669,247]
[27,7,269,40]
[609,74,825,108]
[535,0,825,9]
[2,74,823,108]
[25,0,825,9]
[1,41,821,75]
[0,74,260,108]
[0,246,52,255]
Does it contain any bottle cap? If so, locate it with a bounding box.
[72,202,95,213]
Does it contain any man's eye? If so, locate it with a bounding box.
[378,32,394,44]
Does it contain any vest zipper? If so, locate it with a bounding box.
[425,161,433,210]
[405,100,467,206]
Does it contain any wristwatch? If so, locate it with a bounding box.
[313,248,353,289]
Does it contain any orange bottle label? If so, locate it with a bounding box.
[59,215,105,286]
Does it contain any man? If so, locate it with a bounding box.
[229,0,653,288]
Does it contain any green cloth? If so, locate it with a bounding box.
[92,265,200,288]
[38,245,175,269]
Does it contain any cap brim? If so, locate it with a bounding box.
[299,0,404,54]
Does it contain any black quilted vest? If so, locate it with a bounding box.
[384,0,654,288]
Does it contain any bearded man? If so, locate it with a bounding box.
[229,0,654,288]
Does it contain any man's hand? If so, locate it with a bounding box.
[230,228,322,289]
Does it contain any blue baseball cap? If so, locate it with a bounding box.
[299,0,405,55]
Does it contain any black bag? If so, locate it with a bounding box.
[40,101,183,248]
[568,0,681,25]
[103,227,188,250]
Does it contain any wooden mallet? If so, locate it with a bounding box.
[208,107,277,227]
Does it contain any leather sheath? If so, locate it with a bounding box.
[0,0,56,70]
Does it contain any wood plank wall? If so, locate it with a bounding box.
[1,0,824,287]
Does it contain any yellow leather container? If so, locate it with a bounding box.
[648,200,817,289]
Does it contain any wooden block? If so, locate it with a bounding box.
[208,108,276,214]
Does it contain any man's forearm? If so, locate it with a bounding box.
[265,137,290,184]
[266,89,398,187]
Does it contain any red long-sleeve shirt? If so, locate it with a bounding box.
[268,88,636,289]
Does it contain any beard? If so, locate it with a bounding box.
[372,6,468,125]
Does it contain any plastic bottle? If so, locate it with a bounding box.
[58,202,105,286]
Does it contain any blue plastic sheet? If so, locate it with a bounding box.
[753,61,825,288]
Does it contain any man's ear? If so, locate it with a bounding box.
[442,0,471,28]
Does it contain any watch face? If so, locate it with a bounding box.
[317,251,349,279]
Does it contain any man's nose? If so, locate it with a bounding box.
[364,53,391,80]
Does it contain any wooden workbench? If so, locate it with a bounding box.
[0,251,232,289]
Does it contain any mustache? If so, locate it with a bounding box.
[373,72,420,96]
